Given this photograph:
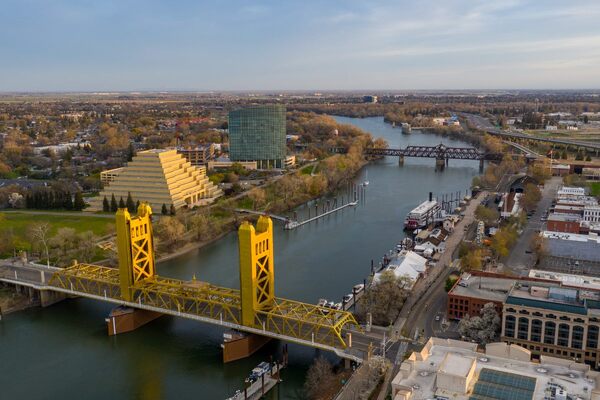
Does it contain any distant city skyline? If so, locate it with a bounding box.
[2,0,600,91]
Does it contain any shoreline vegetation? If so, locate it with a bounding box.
[151,113,384,262]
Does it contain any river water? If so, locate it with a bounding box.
[0,117,481,399]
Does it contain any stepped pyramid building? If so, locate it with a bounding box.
[90,149,223,211]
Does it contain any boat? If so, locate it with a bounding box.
[404,200,441,230]
[362,170,369,186]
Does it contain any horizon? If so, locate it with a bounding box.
[1,1,600,91]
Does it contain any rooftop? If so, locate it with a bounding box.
[529,269,600,292]
[392,338,600,400]
[449,273,516,303]
[547,213,581,222]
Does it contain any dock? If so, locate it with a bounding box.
[233,200,359,230]
[226,363,284,400]
[284,201,358,229]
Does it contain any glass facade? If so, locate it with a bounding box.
[228,105,286,168]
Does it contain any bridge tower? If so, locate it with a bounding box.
[115,203,156,302]
[238,216,275,327]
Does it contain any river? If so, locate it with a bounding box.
[0,117,482,399]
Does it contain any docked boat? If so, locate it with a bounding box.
[404,200,441,230]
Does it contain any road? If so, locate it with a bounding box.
[460,113,600,152]
[503,176,561,276]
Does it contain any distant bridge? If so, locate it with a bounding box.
[459,112,600,153]
[364,144,501,160]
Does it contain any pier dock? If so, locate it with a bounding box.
[226,363,284,400]
[284,201,358,229]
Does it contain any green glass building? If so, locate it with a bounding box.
[228,105,286,169]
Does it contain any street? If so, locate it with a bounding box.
[503,176,560,275]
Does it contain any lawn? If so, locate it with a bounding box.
[590,182,600,197]
[0,212,115,256]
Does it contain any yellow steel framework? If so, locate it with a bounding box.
[115,204,155,301]
[48,206,360,349]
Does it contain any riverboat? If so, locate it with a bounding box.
[404,200,441,230]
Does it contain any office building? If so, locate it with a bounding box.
[228,105,286,169]
[502,281,600,368]
[90,149,222,211]
[177,144,215,166]
[392,337,600,400]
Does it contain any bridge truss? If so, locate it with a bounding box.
[47,207,360,351]
[364,144,500,160]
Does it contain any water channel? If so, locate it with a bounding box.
[0,117,482,399]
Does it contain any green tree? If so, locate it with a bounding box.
[64,192,73,210]
[110,194,118,212]
[118,197,126,209]
[586,154,592,162]
[170,204,176,216]
[475,205,499,226]
[127,143,135,162]
[126,192,135,212]
[576,151,584,161]
[73,191,86,211]
[161,203,168,215]
[102,196,110,212]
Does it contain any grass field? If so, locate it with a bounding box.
[590,182,600,197]
[0,212,115,256]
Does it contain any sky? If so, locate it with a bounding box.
[1,0,600,91]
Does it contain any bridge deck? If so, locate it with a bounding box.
[0,262,364,361]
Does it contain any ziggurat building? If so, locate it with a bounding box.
[90,149,223,211]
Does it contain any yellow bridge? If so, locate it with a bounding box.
[41,204,361,359]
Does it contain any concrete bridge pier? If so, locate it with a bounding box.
[40,290,67,307]
[398,155,404,166]
[435,158,445,170]
[479,159,485,172]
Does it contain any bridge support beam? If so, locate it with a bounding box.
[398,155,404,166]
[238,216,275,328]
[479,159,485,172]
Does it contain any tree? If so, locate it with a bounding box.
[586,154,592,162]
[154,216,186,251]
[521,183,542,212]
[127,143,135,161]
[73,191,86,211]
[576,151,584,161]
[475,205,499,226]
[63,192,73,210]
[357,271,412,326]
[126,192,135,212]
[170,204,176,216]
[304,357,335,400]
[189,213,213,241]
[110,194,118,212]
[118,197,126,209]
[247,188,267,210]
[28,222,51,266]
[102,196,110,212]
[161,203,168,215]
[458,302,500,344]
[445,275,459,292]
[135,200,140,211]
[460,249,483,271]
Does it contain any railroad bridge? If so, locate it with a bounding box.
[0,205,366,361]
[364,143,502,168]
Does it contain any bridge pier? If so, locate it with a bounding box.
[479,159,484,172]
[435,158,445,170]
[398,155,404,166]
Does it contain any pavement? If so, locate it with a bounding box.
[502,176,561,276]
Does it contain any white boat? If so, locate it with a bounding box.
[404,200,441,230]
[362,170,369,186]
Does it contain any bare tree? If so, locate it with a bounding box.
[304,356,335,400]
[458,302,500,344]
[358,271,412,326]
[28,222,51,266]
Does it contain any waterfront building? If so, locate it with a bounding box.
[392,337,600,400]
[228,105,287,169]
[90,149,222,211]
[501,281,600,368]
[177,144,215,166]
